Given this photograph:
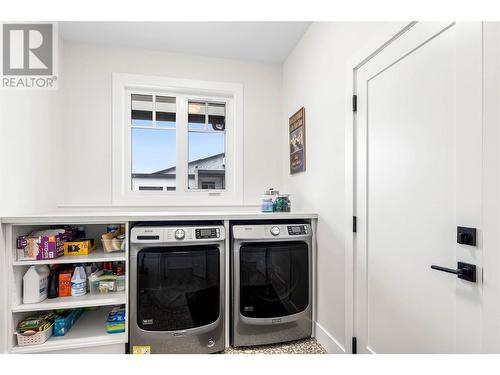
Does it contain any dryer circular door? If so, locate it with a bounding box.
[239,241,309,319]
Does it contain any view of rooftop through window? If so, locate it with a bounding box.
[187,101,226,190]
[131,94,226,191]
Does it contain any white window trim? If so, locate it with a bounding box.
[112,73,244,206]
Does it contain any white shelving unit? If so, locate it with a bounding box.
[6,222,129,354]
[11,307,127,354]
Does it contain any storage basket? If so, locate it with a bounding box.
[101,238,125,253]
[15,324,53,346]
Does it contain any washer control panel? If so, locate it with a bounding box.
[174,229,185,240]
[270,226,281,236]
[131,226,225,243]
[195,227,220,239]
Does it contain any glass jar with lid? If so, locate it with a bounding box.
[261,188,279,212]
[274,194,291,212]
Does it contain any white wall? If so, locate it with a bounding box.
[281,22,396,353]
[0,41,62,353]
[0,89,61,216]
[0,34,63,217]
[60,41,283,207]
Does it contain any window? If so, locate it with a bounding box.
[112,73,243,206]
[131,94,177,191]
[188,101,226,190]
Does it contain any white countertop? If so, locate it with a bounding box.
[1,210,318,224]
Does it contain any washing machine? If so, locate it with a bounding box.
[231,223,312,347]
[130,223,225,353]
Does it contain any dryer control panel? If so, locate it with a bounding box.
[232,224,312,240]
[287,225,308,236]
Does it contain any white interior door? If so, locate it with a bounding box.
[354,22,483,354]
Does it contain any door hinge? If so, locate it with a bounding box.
[353,216,357,233]
[352,337,357,354]
[352,94,357,112]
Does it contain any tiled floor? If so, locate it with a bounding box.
[224,338,327,354]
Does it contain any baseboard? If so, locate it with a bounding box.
[314,322,346,354]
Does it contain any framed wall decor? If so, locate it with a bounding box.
[289,107,306,174]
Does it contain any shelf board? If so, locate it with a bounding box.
[12,292,126,312]
[12,247,126,266]
[11,306,127,353]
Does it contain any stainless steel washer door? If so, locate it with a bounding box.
[130,244,225,353]
[137,246,220,331]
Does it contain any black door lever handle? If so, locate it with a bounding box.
[430,265,462,275]
[431,262,476,283]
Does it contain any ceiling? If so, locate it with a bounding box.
[59,22,311,64]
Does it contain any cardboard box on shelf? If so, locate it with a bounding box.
[59,270,72,297]
[16,236,38,261]
[16,228,72,261]
[63,238,96,256]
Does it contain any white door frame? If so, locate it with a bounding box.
[343,21,416,354]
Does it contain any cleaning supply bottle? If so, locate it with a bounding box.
[47,265,59,299]
[71,264,87,297]
[23,265,50,303]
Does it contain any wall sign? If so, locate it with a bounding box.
[289,107,306,174]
